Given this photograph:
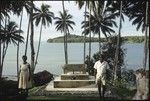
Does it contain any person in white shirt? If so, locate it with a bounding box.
[94,54,110,97]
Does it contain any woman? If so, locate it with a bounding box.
[18,55,31,94]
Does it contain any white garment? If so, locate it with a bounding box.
[94,60,109,85]
[18,63,30,89]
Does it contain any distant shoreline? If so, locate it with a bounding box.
[47,35,146,43]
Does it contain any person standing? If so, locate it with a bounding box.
[18,55,31,95]
[93,54,109,97]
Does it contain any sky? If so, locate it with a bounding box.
[9,1,143,42]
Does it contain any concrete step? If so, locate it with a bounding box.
[53,76,95,88]
[61,74,89,80]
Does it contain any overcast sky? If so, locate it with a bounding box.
[9,1,143,42]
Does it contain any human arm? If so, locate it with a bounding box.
[93,62,97,78]
[28,64,31,81]
[18,65,21,76]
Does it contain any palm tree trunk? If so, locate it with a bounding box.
[0,16,7,78]
[0,40,1,78]
[83,3,87,63]
[1,43,8,73]
[89,6,92,65]
[35,22,43,68]
[66,31,68,64]
[24,16,31,56]
[62,0,68,64]
[17,10,23,77]
[114,1,122,80]
[143,1,149,70]
[98,30,101,53]
[0,30,1,77]
[30,0,35,72]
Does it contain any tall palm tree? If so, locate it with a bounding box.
[0,1,11,78]
[62,0,68,64]
[0,21,24,78]
[11,1,35,76]
[54,10,75,64]
[30,0,35,74]
[125,1,149,70]
[143,1,149,70]
[82,4,117,53]
[75,0,86,63]
[85,1,96,66]
[33,3,54,70]
[114,1,123,80]
[76,1,97,64]
[105,1,127,80]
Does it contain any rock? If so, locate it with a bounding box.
[33,70,54,86]
[132,69,149,100]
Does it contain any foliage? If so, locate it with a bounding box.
[47,35,145,43]
[122,36,145,43]
[121,68,136,86]
[112,77,136,99]
[84,35,126,77]
[54,10,75,33]
[1,21,24,45]
[81,3,117,39]
[84,55,95,75]
[125,1,149,32]
[33,4,54,27]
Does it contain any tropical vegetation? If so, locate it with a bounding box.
[0,0,149,100]
[47,35,146,43]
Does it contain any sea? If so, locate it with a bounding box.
[2,42,149,80]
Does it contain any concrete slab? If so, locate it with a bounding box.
[53,76,95,88]
[45,77,97,91]
[61,74,89,80]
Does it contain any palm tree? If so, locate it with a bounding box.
[76,1,97,64]
[30,0,35,74]
[10,1,35,76]
[54,10,75,64]
[82,4,117,53]
[143,1,149,70]
[114,1,123,80]
[62,0,68,64]
[105,1,127,80]
[0,1,11,78]
[0,21,24,78]
[85,1,96,66]
[75,0,86,63]
[33,3,54,70]
[126,1,149,70]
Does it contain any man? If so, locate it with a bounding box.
[93,54,109,97]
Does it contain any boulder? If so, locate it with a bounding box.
[33,70,54,86]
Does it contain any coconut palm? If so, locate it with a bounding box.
[75,0,87,63]
[0,21,24,78]
[125,1,149,70]
[33,3,54,70]
[54,10,75,64]
[114,1,123,80]
[76,1,97,64]
[82,4,117,53]
[10,1,36,76]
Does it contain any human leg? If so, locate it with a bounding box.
[97,79,102,97]
[102,85,106,97]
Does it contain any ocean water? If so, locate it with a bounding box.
[2,42,149,76]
